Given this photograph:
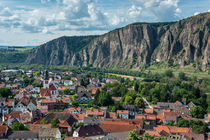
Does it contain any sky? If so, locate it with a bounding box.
[0,0,209,46]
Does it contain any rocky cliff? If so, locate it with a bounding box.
[26,12,210,70]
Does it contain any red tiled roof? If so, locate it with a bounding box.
[106,112,117,119]
[4,99,14,107]
[30,124,52,131]
[58,86,67,91]
[99,120,142,133]
[6,84,18,88]
[0,84,5,88]
[4,111,22,121]
[49,84,57,90]
[40,89,51,97]
[144,108,154,114]
[59,120,71,127]
[0,124,7,134]
[145,130,161,137]
[117,110,129,114]
[154,125,190,134]
[42,98,57,104]
[135,114,157,120]
[65,107,81,113]
[86,109,105,116]
[72,114,86,121]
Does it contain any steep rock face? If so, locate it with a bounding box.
[26,36,97,65]
[26,13,210,70]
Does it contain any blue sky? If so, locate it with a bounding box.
[0,0,209,46]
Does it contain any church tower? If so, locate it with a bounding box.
[43,70,49,88]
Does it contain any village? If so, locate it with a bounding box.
[0,69,209,140]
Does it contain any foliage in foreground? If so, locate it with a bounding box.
[126,130,168,140]
[11,122,29,131]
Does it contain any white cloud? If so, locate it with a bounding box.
[128,5,142,18]
[134,0,181,21]
[41,0,51,4]
[0,7,13,16]
[208,9,210,12]
[0,0,183,36]
[194,12,200,16]
[0,0,193,46]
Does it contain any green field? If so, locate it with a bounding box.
[146,63,210,79]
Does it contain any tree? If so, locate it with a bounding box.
[32,81,42,87]
[126,131,167,140]
[63,88,70,95]
[71,94,79,107]
[134,97,145,108]
[0,87,12,98]
[125,129,141,140]
[34,72,41,76]
[80,79,85,87]
[40,118,48,124]
[164,70,174,78]
[77,122,84,128]
[176,118,209,134]
[134,81,139,92]
[80,78,90,87]
[63,75,71,80]
[94,89,101,105]
[176,118,189,127]
[120,78,125,83]
[98,91,113,106]
[178,72,187,80]
[51,117,59,128]
[11,122,29,131]
[124,96,134,105]
[191,106,206,119]
[23,77,30,85]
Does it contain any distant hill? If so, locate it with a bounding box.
[0,46,36,49]
[2,12,210,71]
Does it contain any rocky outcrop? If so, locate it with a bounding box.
[26,12,210,70]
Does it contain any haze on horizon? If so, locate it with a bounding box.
[0,0,209,46]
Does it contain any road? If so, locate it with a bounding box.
[142,97,153,109]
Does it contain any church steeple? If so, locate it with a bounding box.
[44,70,49,80]
[43,70,49,88]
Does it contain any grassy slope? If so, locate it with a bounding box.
[146,63,210,79]
[0,51,28,64]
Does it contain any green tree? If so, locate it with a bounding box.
[80,78,90,87]
[63,75,71,80]
[178,72,187,80]
[134,97,145,108]
[124,96,134,105]
[0,87,12,98]
[63,88,70,95]
[71,94,79,107]
[40,118,48,124]
[32,81,42,87]
[34,72,41,76]
[51,117,59,128]
[23,77,30,86]
[11,122,29,131]
[134,81,139,92]
[176,118,209,134]
[120,78,125,83]
[98,91,113,106]
[191,106,206,119]
[125,129,141,140]
[164,70,174,78]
